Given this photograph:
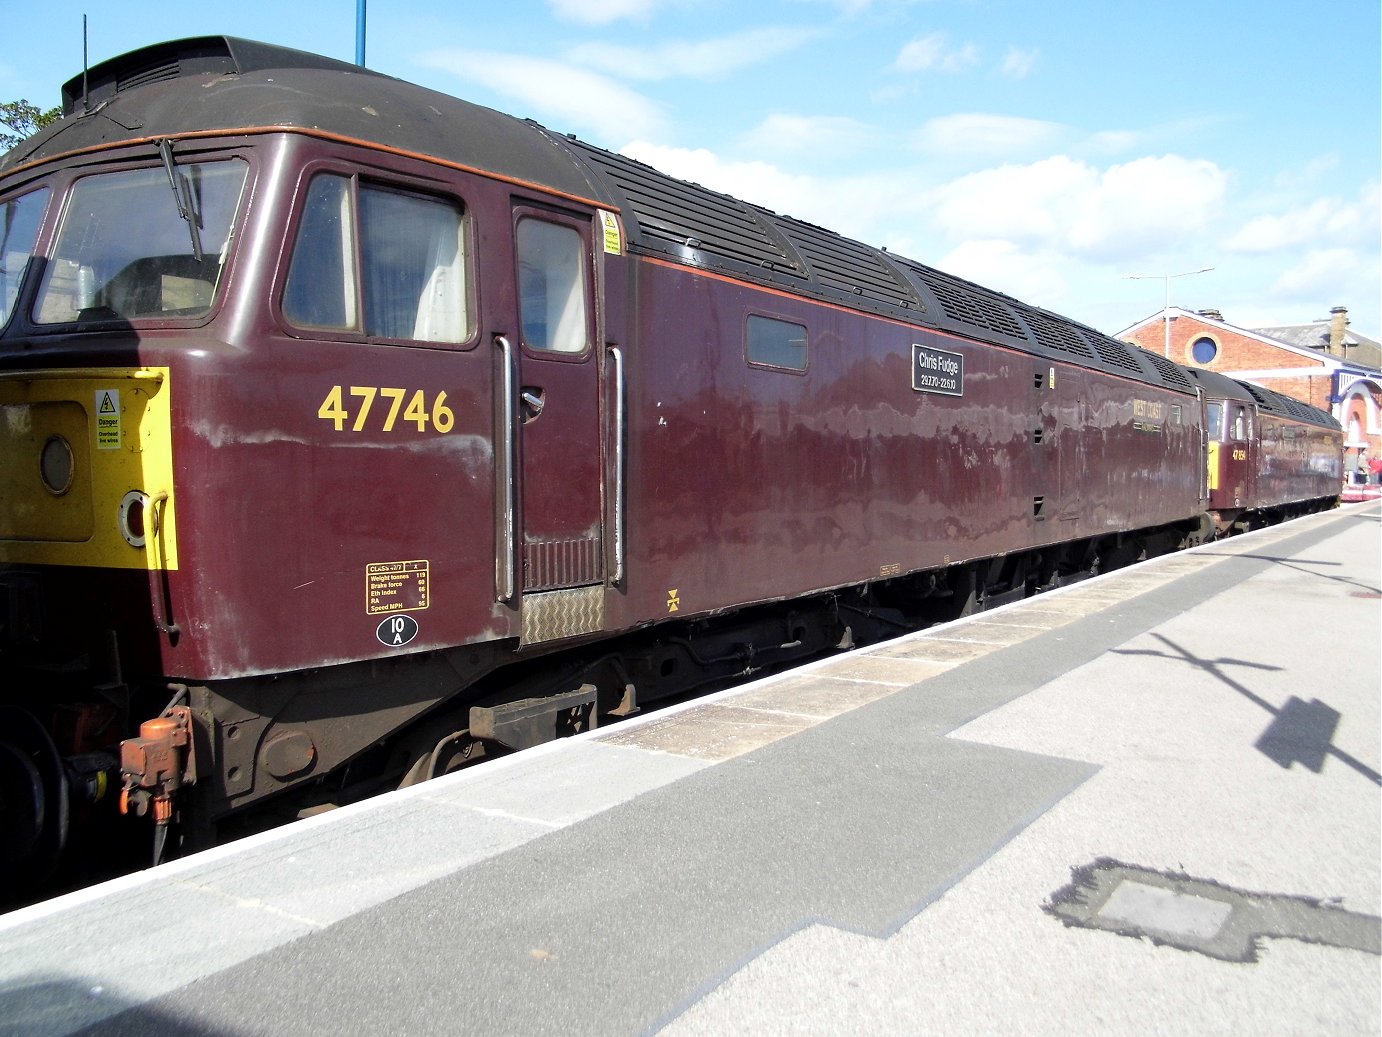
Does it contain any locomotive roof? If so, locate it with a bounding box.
[552,135,1198,396]
[2,36,1228,397]
[1188,368,1340,430]
[4,36,602,203]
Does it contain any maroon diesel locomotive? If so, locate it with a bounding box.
[0,37,1340,895]
[1188,369,1342,534]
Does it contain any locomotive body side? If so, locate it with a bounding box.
[608,256,1207,631]
[1239,385,1343,516]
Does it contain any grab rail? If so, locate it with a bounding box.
[495,334,516,603]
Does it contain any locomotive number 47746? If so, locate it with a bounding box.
[317,385,456,433]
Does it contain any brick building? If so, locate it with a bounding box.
[1117,305,1382,476]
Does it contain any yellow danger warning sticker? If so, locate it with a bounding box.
[599,210,623,255]
[95,389,121,450]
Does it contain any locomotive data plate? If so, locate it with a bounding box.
[366,559,430,615]
[912,344,964,397]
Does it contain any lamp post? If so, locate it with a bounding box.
[1126,267,1214,358]
[356,0,367,67]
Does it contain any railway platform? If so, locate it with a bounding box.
[3,502,1379,1037]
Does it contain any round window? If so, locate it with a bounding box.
[1191,337,1218,364]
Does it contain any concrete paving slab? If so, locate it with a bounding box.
[423,740,712,826]
[730,673,909,717]
[923,617,1057,646]
[601,700,818,760]
[871,636,995,664]
[808,653,951,686]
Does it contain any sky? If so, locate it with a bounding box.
[3,0,1379,341]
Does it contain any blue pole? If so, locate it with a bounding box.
[355,0,366,66]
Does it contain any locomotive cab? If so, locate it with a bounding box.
[1,142,251,892]
[0,38,631,894]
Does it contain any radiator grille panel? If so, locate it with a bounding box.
[523,536,602,592]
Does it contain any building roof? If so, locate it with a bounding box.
[1117,308,1382,376]
[1247,320,1382,371]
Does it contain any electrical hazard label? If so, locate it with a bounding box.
[599,210,623,255]
[95,389,121,450]
[366,559,430,615]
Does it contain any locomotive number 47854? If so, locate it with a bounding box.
[317,385,456,433]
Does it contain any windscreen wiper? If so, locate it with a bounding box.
[156,138,204,263]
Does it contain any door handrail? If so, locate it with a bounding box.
[496,334,516,603]
[609,346,626,585]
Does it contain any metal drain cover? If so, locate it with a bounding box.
[1096,879,1233,940]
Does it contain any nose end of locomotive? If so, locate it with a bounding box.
[0,367,179,572]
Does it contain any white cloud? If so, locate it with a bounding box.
[1225,182,1380,253]
[1001,47,1038,79]
[1086,129,1141,154]
[1271,154,1341,190]
[568,27,821,82]
[928,158,1077,244]
[786,0,933,13]
[915,113,1066,155]
[1071,155,1228,256]
[547,0,662,24]
[893,33,980,74]
[417,50,665,143]
[740,114,875,154]
[1269,247,1379,305]
[927,154,1229,262]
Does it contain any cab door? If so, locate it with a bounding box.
[1224,402,1255,507]
[502,206,605,643]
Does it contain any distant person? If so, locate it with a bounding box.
[1368,451,1382,485]
[1355,450,1369,485]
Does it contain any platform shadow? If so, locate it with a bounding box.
[1111,633,1381,786]
[1194,552,1381,597]
[0,975,238,1037]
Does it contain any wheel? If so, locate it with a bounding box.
[0,706,69,887]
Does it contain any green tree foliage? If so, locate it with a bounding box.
[1,100,61,150]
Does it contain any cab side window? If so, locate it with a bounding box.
[1206,402,1223,440]
[283,174,470,344]
[0,187,48,329]
[1230,404,1249,441]
[362,188,467,341]
[283,176,357,329]
[516,218,588,354]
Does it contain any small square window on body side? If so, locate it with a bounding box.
[746,314,808,371]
